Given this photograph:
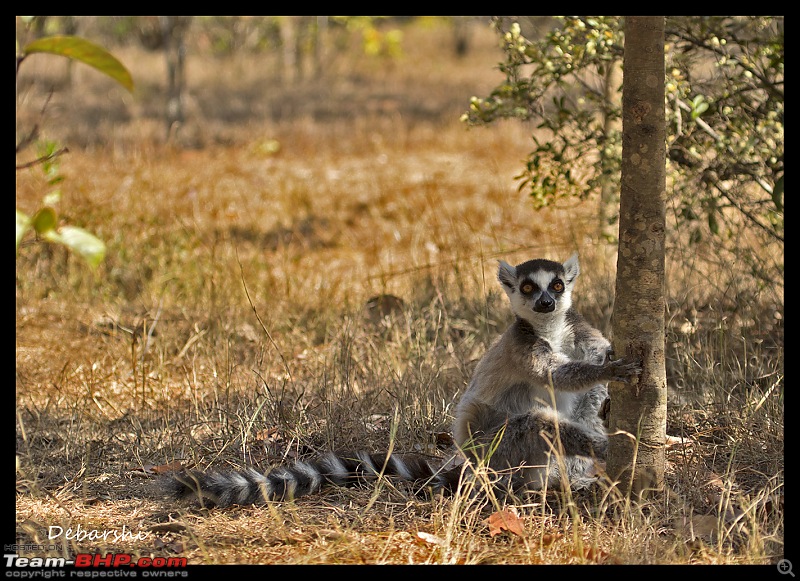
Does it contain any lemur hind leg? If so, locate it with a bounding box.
[487,408,608,492]
[560,384,610,489]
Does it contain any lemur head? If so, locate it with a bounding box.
[497,253,580,322]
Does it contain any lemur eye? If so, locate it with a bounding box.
[520,282,536,294]
[551,280,564,293]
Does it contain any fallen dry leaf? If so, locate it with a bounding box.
[665,434,693,449]
[255,426,282,442]
[486,509,526,538]
[131,460,185,476]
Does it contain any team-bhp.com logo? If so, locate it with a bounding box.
[6,552,187,575]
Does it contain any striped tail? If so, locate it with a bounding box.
[164,451,461,506]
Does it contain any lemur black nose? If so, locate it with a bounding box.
[534,298,555,313]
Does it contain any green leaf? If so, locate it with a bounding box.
[31,207,58,234]
[16,210,31,252]
[690,95,709,119]
[708,212,719,235]
[22,35,134,92]
[47,226,106,269]
[772,175,783,211]
[691,101,709,119]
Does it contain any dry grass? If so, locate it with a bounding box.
[15,18,783,566]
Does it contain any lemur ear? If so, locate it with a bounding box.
[563,252,580,283]
[497,260,517,290]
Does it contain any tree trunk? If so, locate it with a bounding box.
[606,16,668,500]
[312,16,328,77]
[452,16,472,57]
[161,16,190,140]
[279,17,302,84]
[598,56,622,241]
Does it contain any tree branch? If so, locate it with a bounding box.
[713,182,783,243]
[667,26,783,101]
[16,147,69,170]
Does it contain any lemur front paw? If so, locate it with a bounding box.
[604,357,643,383]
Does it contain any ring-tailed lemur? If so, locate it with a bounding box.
[163,253,641,505]
[452,252,641,492]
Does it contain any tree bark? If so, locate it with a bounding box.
[606,16,668,499]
